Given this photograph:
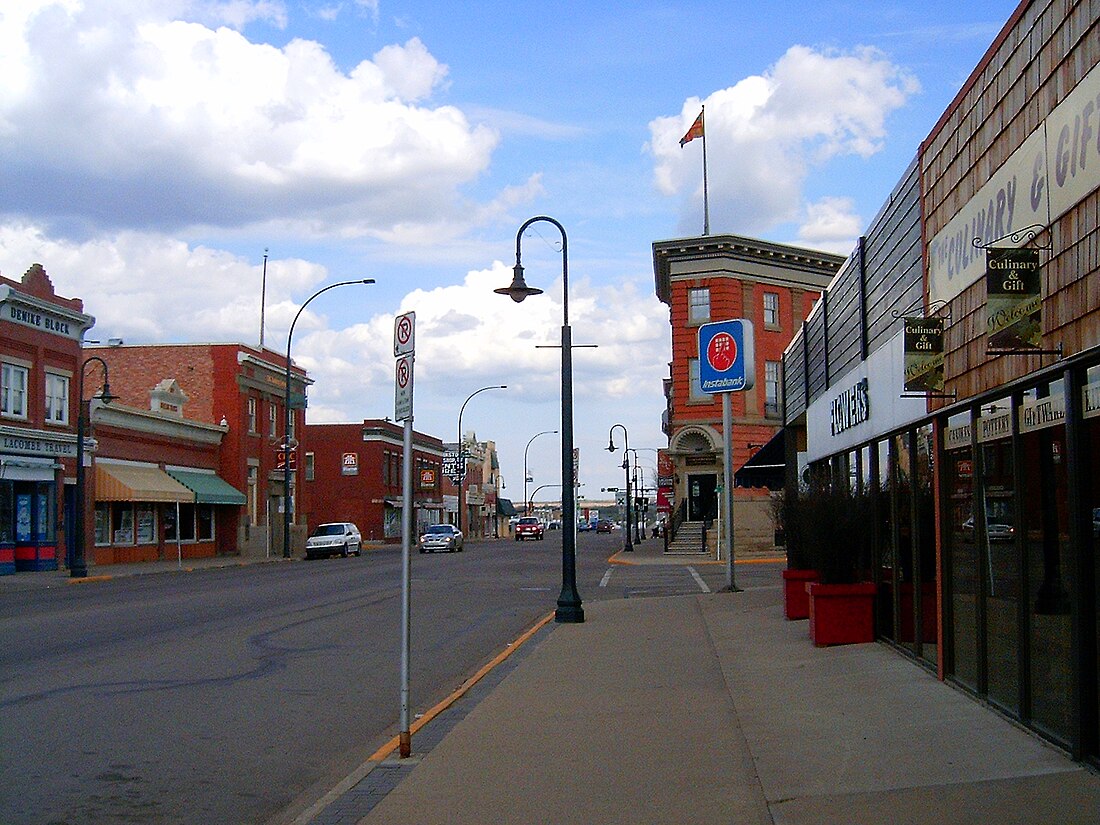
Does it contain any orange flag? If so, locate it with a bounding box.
[680,110,704,147]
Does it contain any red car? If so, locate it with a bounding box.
[514,517,545,541]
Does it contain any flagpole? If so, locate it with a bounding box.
[701,106,710,236]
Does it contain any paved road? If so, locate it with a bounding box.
[0,530,779,824]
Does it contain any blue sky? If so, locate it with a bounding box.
[0,0,1015,498]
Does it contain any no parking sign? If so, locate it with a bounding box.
[697,319,755,393]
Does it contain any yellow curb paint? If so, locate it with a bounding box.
[368,611,556,762]
[67,575,113,584]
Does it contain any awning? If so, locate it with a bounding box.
[95,464,193,503]
[166,469,246,505]
[497,497,518,517]
[734,429,786,490]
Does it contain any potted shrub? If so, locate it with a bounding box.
[805,486,877,646]
[775,488,819,620]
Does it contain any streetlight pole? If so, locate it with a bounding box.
[606,424,633,552]
[496,215,584,623]
[72,357,118,578]
[456,385,507,538]
[523,429,557,516]
[283,279,374,558]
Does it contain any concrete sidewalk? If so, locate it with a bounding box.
[315,567,1099,823]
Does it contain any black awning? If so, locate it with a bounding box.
[734,429,786,490]
[496,498,518,517]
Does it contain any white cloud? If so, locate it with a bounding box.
[0,2,499,238]
[647,44,919,242]
[796,196,862,255]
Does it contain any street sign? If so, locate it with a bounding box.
[394,311,415,357]
[697,319,755,393]
[395,355,414,421]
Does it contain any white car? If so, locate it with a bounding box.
[305,522,363,559]
[419,524,464,553]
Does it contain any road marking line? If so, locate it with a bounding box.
[599,568,613,588]
[687,566,711,593]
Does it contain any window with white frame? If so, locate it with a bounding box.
[248,397,257,433]
[765,360,781,416]
[688,287,711,324]
[45,373,69,425]
[688,358,709,401]
[763,292,780,326]
[268,403,277,437]
[1,363,28,419]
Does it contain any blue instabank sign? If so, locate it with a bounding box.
[698,319,755,393]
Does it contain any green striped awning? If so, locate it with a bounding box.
[165,469,247,505]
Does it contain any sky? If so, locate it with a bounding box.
[0,0,1017,501]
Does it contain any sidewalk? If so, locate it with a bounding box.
[308,540,1100,825]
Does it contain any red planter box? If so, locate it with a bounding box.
[781,569,819,619]
[807,582,876,646]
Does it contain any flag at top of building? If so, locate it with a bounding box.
[680,109,704,147]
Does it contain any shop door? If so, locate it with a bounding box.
[687,474,717,522]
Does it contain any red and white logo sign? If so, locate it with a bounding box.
[706,331,737,372]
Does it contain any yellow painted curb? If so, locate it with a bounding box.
[368,610,556,762]
[67,575,113,584]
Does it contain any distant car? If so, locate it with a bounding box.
[305,522,362,559]
[419,524,464,553]
[595,519,614,533]
[514,516,545,541]
[547,519,561,530]
[578,521,596,532]
[961,517,1014,541]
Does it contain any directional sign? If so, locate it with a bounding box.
[394,311,416,357]
[395,355,414,421]
[697,319,755,393]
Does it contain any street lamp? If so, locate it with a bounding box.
[606,424,633,552]
[456,385,507,537]
[495,215,584,623]
[523,429,557,515]
[72,357,118,578]
[283,279,374,558]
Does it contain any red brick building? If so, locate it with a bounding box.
[302,420,444,543]
[652,235,841,522]
[0,265,94,574]
[89,343,308,556]
[88,379,243,564]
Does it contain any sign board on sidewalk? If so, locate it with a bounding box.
[394,311,416,357]
[697,319,755,393]
[395,355,414,421]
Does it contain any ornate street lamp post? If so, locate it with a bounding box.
[606,424,633,552]
[455,385,507,538]
[72,357,118,578]
[283,279,374,558]
[495,215,584,623]
[523,429,557,516]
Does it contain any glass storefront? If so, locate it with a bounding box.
[803,354,1100,762]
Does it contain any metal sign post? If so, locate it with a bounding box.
[394,315,415,759]
[697,319,755,593]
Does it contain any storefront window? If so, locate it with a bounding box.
[915,423,938,666]
[945,410,977,691]
[1084,363,1100,758]
[876,439,895,641]
[978,397,1018,714]
[197,505,214,541]
[136,505,156,544]
[164,507,177,541]
[0,481,13,544]
[111,503,134,545]
[1020,379,1072,744]
[94,503,110,545]
[894,432,915,654]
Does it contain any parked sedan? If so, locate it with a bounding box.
[419,524,464,553]
[305,522,362,559]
